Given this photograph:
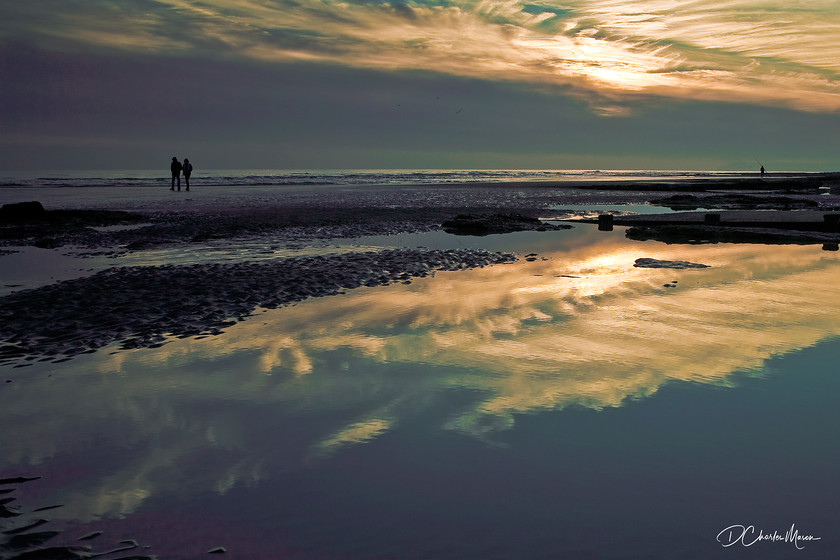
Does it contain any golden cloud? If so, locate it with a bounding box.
[4,1,839,112]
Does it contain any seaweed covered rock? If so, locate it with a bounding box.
[649,193,819,211]
[0,201,46,222]
[441,213,571,236]
[634,257,709,269]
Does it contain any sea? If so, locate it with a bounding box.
[0,168,763,188]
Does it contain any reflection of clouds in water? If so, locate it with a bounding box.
[4,239,840,520]
[174,240,840,432]
[311,418,393,460]
[258,334,315,376]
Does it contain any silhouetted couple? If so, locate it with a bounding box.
[170,157,193,191]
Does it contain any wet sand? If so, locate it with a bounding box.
[1,174,839,366]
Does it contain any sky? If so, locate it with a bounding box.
[1,0,840,171]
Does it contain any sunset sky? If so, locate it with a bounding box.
[2,1,839,170]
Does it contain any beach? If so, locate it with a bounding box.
[2,174,837,365]
[2,173,840,559]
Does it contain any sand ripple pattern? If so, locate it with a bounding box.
[0,249,515,366]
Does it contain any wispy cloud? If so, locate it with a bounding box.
[2,1,839,113]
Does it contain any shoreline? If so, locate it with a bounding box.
[3,174,840,366]
[1,173,838,241]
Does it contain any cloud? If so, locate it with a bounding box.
[2,1,839,113]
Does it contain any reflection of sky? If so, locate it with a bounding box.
[3,231,840,522]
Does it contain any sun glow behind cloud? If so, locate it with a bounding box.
[2,1,840,114]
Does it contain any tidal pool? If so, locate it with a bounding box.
[2,225,839,559]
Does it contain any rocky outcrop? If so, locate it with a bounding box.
[442,213,572,236]
[0,201,46,221]
[649,193,820,211]
[634,258,710,269]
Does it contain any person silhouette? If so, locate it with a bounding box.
[170,157,183,191]
[760,165,765,177]
[183,158,193,191]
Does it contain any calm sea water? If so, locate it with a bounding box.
[0,168,762,189]
[1,221,838,558]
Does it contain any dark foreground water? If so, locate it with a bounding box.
[2,224,839,559]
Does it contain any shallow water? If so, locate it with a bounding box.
[2,225,839,559]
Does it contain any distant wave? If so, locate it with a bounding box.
[0,169,765,189]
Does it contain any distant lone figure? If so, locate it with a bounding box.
[170,157,183,191]
[760,165,765,177]
[183,158,193,191]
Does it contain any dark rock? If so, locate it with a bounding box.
[4,530,61,550]
[824,213,840,233]
[626,224,840,245]
[33,238,61,249]
[0,477,41,484]
[650,193,819,211]
[442,213,571,236]
[0,201,46,222]
[3,518,49,535]
[634,258,709,269]
[3,545,92,559]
